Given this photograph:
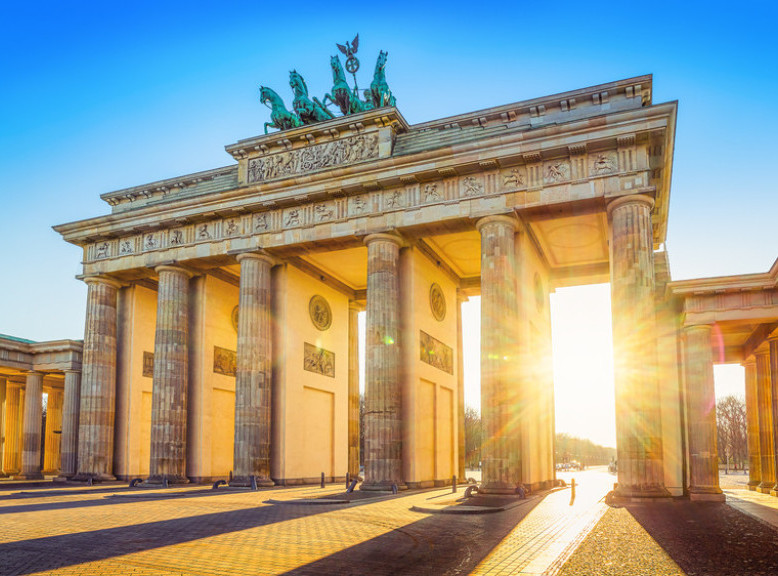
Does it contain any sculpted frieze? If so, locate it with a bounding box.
[85,148,631,263]
[246,133,379,183]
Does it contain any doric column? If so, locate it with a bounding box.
[477,215,521,494]
[348,301,362,480]
[18,371,44,479]
[43,388,63,475]
[2,382,22,475]
[60,370,81,478]
[76,276,120,481]
[608,194,668,498]
[361,233,404,490]
[743,357,760,490]
[683,325,724,500]
[456,289,467,481]
[231,253,274,487]
[755,350,774,493]
[148,265,192,484]
[0,377,6,477]
[769,337,778,496]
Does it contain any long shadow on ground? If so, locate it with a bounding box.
[626,500,778,576]
[278,498,542,576]
[0,497,349,575]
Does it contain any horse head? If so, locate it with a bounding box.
[330,55,346,80]
[289,70,308,96]
[376,50,388,71]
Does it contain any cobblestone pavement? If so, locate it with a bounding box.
[0,475,603,576]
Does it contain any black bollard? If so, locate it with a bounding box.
[321,472,325,488]
[346,472,350,489]
[87,477,93,486]
[162,475,169,489]
[391,483,398,494]
[250,475,258,491]
[452,475,457,494]
[212,479,226,490]
[347,479,358,493]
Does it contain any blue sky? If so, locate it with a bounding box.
[1,1,776,444]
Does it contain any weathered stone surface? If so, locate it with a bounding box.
[232,252,274,487]
[756,350,775,492]
[348,301,361,479]
[608,195,667,498]
[744,358,761,489]
[362,233,404,491]
[60,370,81,478]
[148,265,192,484]
[76,276,120,481]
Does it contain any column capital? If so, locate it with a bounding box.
[475,214,519,233]
[235,251,275,266]
[364,232,404,248]
[155,264,193,278]
[743,356,757,367]
[62,368,81,375]
[456,288,469,304]
[348,300,365,312]
[606,194,655,217]
[767,334,778,343]
[755,347,771,358]
[684,323,713,335]
[82,275,123,290]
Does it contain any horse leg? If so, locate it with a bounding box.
[264,122,274,134]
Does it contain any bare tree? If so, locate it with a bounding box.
[464,406,482,469]
[716,395,747,471]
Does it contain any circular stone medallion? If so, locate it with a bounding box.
[309,295,332,331]
[429,283,446,322]
[231,305,239,333]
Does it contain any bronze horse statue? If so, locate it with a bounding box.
[259,86,301,134]
[323,55,374,115]
[369,50,396,108]
[289,70,333,124]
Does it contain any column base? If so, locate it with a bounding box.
[613,484,672,501]
[146,474,189,485]
[748,480,761,491]
[230,475,275,488]
[73,472,116,482]
[757,482,774,494]
[360,481,408,491]
[14,471,44,480]
[690,492,726,502]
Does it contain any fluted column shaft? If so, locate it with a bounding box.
[477,215,521,494]
[76,276,120,481]
[2,383,22,475]
[231,253,274,487]
[755,351,775,492]
[43,388,63,474]
[361,234,404,490]
[608,195,667,497]
[60,370,81,478]
[456,289,467,481]
[348,301,362,479]
[0,378,6,477]
[683,325,723,498]
[744,358,760,489]
[769,337,778,495]
[148,265,192,484]
[19,371,44,479]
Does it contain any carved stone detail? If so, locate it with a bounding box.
[254,213,269,231]
[430,283,446,321]
[590,151,618,176]
[385,190,404,208]
[213,346,237,377]
[169,229,184,246]
[544,160,571,184]
[419,331,453,374]
[309,295,332,331]
[502,167,526,189]
[304,342,335,378]
[284,209,301,228]
[247,134,379,183]
[142,351,154,378]
[423,184,441,202]
[461,176,483,197]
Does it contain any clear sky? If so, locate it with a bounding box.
[2,2,776,447]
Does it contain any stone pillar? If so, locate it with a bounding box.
[755,350,775,493]
[477,215,520,494]
[348,301,362,480]
[608,194,668,498]
[361,233,404,491]
[76,276,120,481]
[743,358,760,490]
[43,388,63,475]
[0,377,5,477]
[683,325,724,500]
[18,371,44,480]
[60,370,81,478]
[231,253,274,487]
[2,382,22,475]
[769,337,778,496]
[456,289,467,482]
[148,265,192,484]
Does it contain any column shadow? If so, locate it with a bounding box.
[624,501,778,576]
[277,498,542,576]
[0,499,347,575]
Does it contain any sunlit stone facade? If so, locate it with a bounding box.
[7,74,764,501]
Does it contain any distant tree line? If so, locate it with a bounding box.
[555,432,615,466]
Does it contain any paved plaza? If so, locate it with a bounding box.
[1,468,777,575]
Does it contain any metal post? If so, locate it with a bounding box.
[452,475,457,493]
[321,472,325,488]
